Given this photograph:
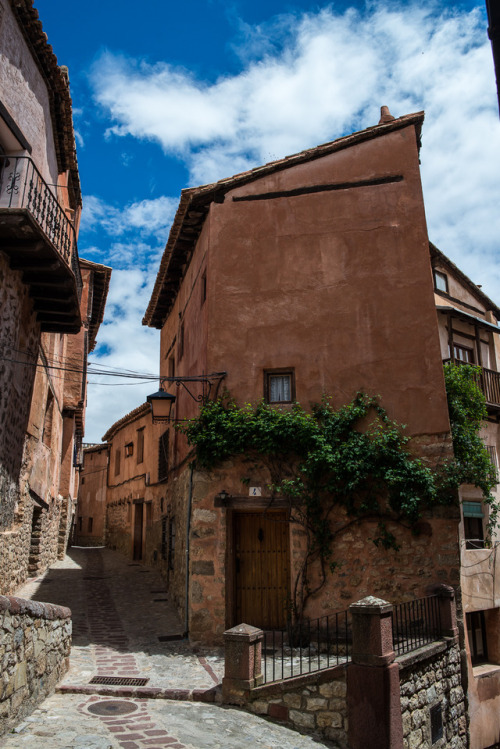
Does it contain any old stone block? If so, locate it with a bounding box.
[408,729,423,749]
[251,700,269,715]
[317,710,340,729]
[283,692,302,708]
[14,661,27,689]
[289,710,315,729]
[402,711,411,736]
[35,654,47,676]
[320,680,346,698]
[412,709,426,729]
[192,560,215,576]
[306,696,328,711]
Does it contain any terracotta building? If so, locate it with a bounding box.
[0,0,110,591]
[141,107,464,646]
[100,405,176,583]
[74,443,109,547]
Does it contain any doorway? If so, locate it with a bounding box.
[233,511,289,630]
[133,502,143,560]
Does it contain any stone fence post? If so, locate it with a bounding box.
[222,623,264,705]
[347,596,403,749]
[427,583,459,640]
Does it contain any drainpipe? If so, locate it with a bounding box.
[184,462,194,638]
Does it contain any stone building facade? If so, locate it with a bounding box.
[139,108,465,646]
[0,0,110,592]
[428,244,500,749]
[74,443,109,546]
[101,405,180,593]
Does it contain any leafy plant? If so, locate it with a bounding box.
[179,367,497,622]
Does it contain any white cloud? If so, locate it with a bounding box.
[80,194,178,244]
[88,2,500,300]
[84,267,160,442]
[84,0,500,439]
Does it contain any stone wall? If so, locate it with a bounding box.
[0,255,39,535]
[244,668,348,747]
[399,641,468,749]
[0,594,71,736]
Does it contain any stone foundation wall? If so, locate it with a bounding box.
[399,641,467,749]
[0,495,69,595]
[0,594,71,736]
[246,668,348,747]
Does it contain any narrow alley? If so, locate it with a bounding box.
[3,548,332,749]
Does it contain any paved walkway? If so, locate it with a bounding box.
[4,547,332,748]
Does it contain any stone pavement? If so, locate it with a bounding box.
[4,547,333,748]
[3,692,332,748]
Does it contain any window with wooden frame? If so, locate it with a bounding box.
[114,448,121,476]
[158,430,169,482]
[125,442,134,458]
[264,369,295,404]
[463,501,485,549]
[137,428,144,464]
[433,269,449,293]
[451,343,475,363]
[467,611,488,665]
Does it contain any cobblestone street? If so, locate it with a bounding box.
[3,547,331,748]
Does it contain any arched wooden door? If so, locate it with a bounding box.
[234,511,289,630]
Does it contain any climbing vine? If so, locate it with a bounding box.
[179,366,497,621]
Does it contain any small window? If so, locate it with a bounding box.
[81,477,85,485]
[137,429,144,464]
[78,516,82,531]
[434,270,448,293]
[114,448,121,476]
[158,430,169,482]
[463,501,484,549]
[467,611,488,664]
[125,442,134,458]
[88,517,93,533]
[264,369,295,403]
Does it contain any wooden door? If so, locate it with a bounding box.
[133,503,143,560]
[234,511,289,630]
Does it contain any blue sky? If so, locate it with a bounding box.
[35,0,500,442]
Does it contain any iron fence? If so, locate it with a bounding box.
[391,595,441,656]
[261,609,351,684]
[0,154,81,297]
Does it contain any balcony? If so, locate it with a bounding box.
[443,359,500,410]
[0,155,82,333]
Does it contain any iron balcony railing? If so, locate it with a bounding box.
[260,594,443,685]
[391,595,441,656]
[262,609,352,685]
[0,154,82,298]
[443,359,500,408]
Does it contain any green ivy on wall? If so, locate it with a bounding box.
[179,364,497,619]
